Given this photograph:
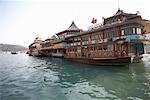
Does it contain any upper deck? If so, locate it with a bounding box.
[65,10,150,47]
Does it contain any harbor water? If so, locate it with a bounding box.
[0,53,150,100]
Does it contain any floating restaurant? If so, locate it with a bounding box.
[28,9,150,65]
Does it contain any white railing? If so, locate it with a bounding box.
[88,23,103,30]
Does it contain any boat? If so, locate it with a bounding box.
[27,9,150,66]
[11,51,18,54]
[59,9,150,65]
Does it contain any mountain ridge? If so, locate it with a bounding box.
[0,43,27,52]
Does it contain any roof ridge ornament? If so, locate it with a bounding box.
[136,11,140,15]
[115,9,124,16]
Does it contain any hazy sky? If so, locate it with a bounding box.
[0,0,150,47]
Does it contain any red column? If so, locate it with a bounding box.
[118,27,121,38]
[72,37,74,46]
[80,36,83,45]
[89,34,92,43]
[98,34,100,42]
[102,31,104,50]
[113,43,115,56]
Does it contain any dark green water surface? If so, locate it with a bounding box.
[0,53,150,100]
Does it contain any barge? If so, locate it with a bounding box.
[28,9,150,65]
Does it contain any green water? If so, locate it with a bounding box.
[0,53,150,100]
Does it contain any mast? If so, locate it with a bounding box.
[118,0,120,10]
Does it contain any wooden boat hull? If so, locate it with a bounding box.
[65,56,131,66]
[51,53,64,58]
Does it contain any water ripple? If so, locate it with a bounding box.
[0,53,150,100]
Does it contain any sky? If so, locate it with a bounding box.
[0,0,150,47]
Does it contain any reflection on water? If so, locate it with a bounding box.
[0,53,150,100]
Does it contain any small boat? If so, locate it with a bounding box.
[11,51,18,54]
[147,52,150,54]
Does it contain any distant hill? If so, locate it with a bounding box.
[0,43,27,52]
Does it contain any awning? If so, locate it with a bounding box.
[130,39,150,43]
[114,38,126,44]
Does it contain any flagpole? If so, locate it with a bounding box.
[118,0,120,10]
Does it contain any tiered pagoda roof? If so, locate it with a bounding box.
[114,9,136,16]
[105,9,141,21]
[67,21,80,31]
[56,21,82,35]
[51,35,58,40]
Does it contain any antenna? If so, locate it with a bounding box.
[118,0,120,10]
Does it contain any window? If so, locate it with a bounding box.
[121,30,124,35]
[124,28,133,35]
[113,32,118,37]
[103,45,107,50]
[133,28,136,34]
[92,34,97,40]
[108,45,112,50]
[129,28,133,34]
[137,28,142,34]
[82,36,88,41]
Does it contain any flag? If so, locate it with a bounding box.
[91,18,97,24]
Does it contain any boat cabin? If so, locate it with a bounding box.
[28,37,42,56]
